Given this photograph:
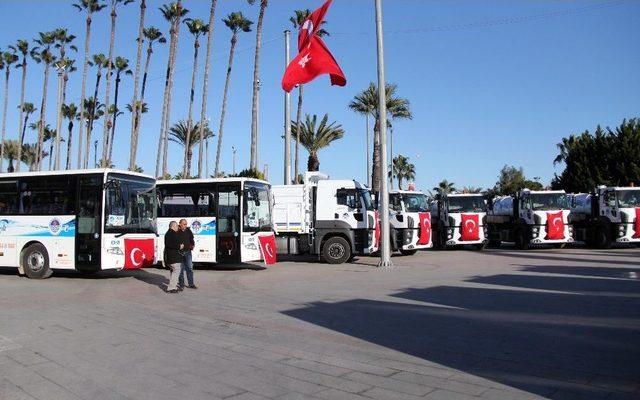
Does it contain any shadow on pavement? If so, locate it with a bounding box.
[468,273,640,294]
[283,274,640,399]
[519,264,640,280]
[489,250,640,266]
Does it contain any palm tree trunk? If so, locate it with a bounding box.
[62,70,71,170]
[48,141,54,171]
[129,0,146,170]
[249,0,267,170]
[36,63,50,171]
[107,71,122,163]
[16,58,27,172]
[365,113,370,187]
[183,37,200,178]
[101,6,117,167]
[162,17,181,177]
[294,84,303,183]
[132,44,153,171]
[78,13,92,169]
[214,33,237,177]
[54,70,64,170]
[187,146,193,175]
[20,115,29,146]
[155,39,173,178]
[65,120,73,170]
[0,67,10,172]
[307,152,319,172]
[85,71,101,169]
[196,0,218,178]
[371,119,381,196]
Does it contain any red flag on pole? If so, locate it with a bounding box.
[258,234,278,266]
[282,0,346,93]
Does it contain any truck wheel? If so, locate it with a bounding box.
[400,249,417,256]
[515,230,530,250]
[22,243,52,279]
[322,237,351,264]
[473,243,486,251]
[488,239,501,248]
[595,227,612,249]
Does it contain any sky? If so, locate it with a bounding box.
[1,0,639,191]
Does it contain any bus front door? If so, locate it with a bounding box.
[75,176,102,271]
[216,183,241,263]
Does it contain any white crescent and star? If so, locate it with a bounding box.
[130,248,145,267]
[552,216,563,229]
[265,243,274,259]
[465,219,476,233]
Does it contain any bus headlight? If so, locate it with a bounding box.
[107,247,124,255]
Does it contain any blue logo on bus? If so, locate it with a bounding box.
[0,219,7,233]
[191,220,202,234]
[49,218,61,235]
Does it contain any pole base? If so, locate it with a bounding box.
[377,259,394,268]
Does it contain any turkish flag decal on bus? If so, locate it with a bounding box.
[418,212,431,245]
[258,234,277,266]
[633,208,640,238]
[545,211,565,240]
[460,214,480,241]
[124,238,154,269]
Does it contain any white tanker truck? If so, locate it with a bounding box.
[388,190,433,255]
[430,192,488,250]
[569,186,640,248]
[486,189,573,249]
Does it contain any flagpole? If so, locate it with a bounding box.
[284,30,292,185]
[375,0,392,267]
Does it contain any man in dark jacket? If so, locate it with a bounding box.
[178,219,197,289]
[164,221,184,293]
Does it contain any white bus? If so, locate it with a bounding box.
[156,178,274,265]
[0,169,157,279]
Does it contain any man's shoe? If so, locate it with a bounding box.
[187,285,198,289]
[177,286,184,291]
[167,289,179,293]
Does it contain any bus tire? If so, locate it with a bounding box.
[22,243,52,279]
[322,237,351,264]
[595,226,612,249]
[400,249,417,256]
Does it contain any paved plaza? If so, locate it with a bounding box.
[0,247,639,400]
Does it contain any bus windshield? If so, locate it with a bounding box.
[104,173,156,234]
[402,193,429,212]
[243,182,272,232]
[617,190,640,208]
[448,196,486,213]
[530,193,569,211]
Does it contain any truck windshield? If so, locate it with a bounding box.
[617,190,640,208]
[402,193,429,212]
[104,173,157,234]
[243,182,273,232]
[359,189,375,211]
[530,193,569,211]
[448,196,486,213]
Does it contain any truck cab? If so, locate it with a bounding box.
[273,172,378,264]
[389,190,432,255]
[570,186,640,248]
[488,189,573,249]
[430,193,488,249]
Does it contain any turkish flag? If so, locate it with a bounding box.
[282,0,346,92]
[124,238,155,269]
[374,211,381,249]
[633,208,640,238]
[258,234,277,266]
[545,211,565,240]
[417,212,431,245]
[460,214,480,241]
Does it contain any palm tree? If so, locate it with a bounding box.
[18,103,36,150]
[106,56,132,163]
[79,97,104,165]
[169,120,214,176]
[247,0,267,169]
[462,186,483,194]
[182,17,209,178]
[291,114,344,172]
[53,28,77,170]
[196,0,219,178]
[434,179,456,195]
[12,39,31,172]
[0,49,19,172]
[1,140,19,172]
[21,143,47,172]
[130,26,165,170]
[126,101,147,117]
[156,1,188,178]
[391,155,415,190]
[129,0,146,170]
[349,82,412,195]
[32,31,57,170]
[289,9,328,183]
[85,53,107,167]
[214,12,252,177]
[42,125,60,171]
[101,0,133,167]
[61,103,78,169]
[73,0,107,169]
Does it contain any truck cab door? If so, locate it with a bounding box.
[602,190,619,222]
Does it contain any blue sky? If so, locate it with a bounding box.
[2,0,639,191]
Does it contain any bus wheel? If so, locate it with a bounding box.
[400,249,417,256]
[322,237,351,264]
[22,243,52,279]
[595,227,612,249]
[515,230,530,250]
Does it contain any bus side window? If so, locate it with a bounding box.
[18,177,74,215]
[0,181,18,214]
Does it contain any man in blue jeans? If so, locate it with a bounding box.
[178,219,197,289]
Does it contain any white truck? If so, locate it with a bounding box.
[487,189,574,249]
[389,190,432,255]
[273,172,379,264]
[430,193,488,250]
[569,186,640,248]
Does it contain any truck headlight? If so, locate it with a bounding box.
[447,228,454,239]
[368,230,374,243]
[107,247,124,255]
[531,227,539,238]
[618,225,626,237]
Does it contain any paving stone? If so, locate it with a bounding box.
[283,358,354,377]
[392,371,488,396]
[424,388,480,400]
[361,386,429,400]
[314,388,372,400]
[343,371,434,396]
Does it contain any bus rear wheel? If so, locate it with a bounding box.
[322,237,351,264]
[22,243,52,279]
